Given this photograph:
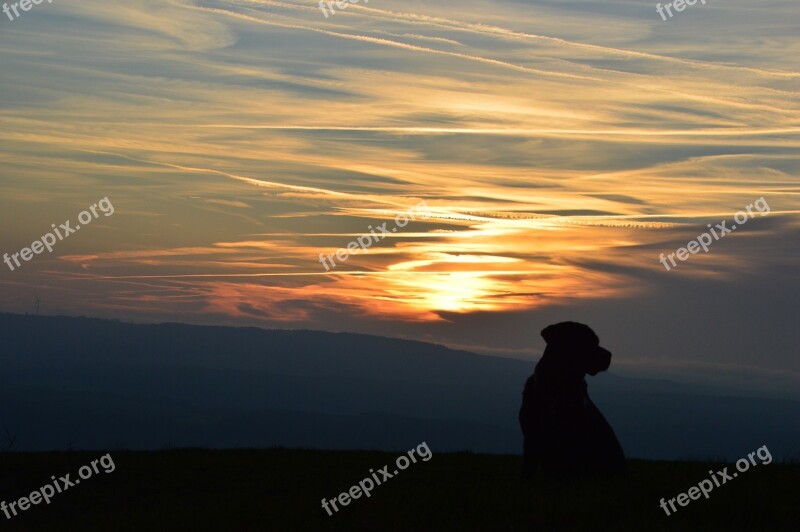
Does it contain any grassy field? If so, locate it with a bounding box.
[0,449,797,531]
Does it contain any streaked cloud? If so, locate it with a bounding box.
[1,0,798,383]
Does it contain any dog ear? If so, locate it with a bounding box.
[585,346,612,375]
[541,322,570,345]
[541,321,599,348]
[540,323,558,344]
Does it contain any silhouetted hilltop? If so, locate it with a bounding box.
[2,449,798,530]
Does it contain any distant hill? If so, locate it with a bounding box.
[1,313,798,460]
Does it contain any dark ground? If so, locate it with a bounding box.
[0,449,797,531]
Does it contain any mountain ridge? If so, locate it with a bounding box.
[1,313,798,461]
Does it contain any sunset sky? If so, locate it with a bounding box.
[1,0,798,393]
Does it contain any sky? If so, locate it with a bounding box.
[1,0,798,394]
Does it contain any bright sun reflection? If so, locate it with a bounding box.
[396,272,505,313]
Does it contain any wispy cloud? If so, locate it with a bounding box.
[1,0,798,379]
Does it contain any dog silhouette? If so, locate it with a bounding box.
[519,322,625,478]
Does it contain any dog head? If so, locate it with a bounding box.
[540,321,612,376]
